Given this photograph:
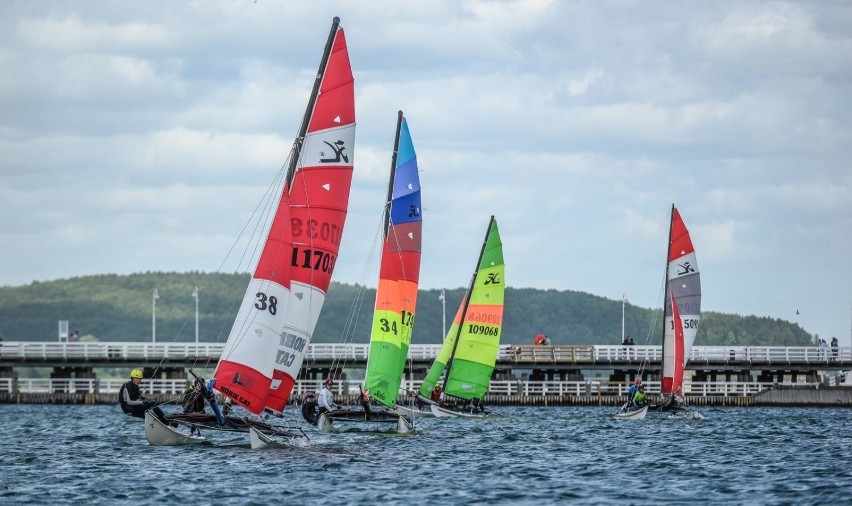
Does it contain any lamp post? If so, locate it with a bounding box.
[152,288,159,343]
[192,286,199,343]
[621,294,627,344]
[438,289,446,342]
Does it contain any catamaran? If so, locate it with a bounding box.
[307,111,421,434]
[145,16,356,445]
[655,205,703,419]
[614,205,702,420]
[417,216,504,418]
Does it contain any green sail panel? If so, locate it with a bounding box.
[418,298,466,398]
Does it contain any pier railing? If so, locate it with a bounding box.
[1,341,849,365]
[2,376,845,398]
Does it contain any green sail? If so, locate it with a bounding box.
[419,217,504,402]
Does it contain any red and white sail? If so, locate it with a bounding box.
[213,18,355,415]
[661,205,701,396]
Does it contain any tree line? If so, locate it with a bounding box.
[0,272,814,346]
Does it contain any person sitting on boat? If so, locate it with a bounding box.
[301,391,318,425]
[632,384,647,408]
[181,378,206,414]
[119,368,166,421]
[430,384,442,402]
[673,387,685,407]
[359,388,372,418]
[627,378,641,403]
[317,378,338,415]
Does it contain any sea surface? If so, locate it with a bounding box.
[1,404,851,505]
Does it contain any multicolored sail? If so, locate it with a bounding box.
[213,17,355,415]
[661,205,701,396]
[419,216,504,402]
[363,111,422,409]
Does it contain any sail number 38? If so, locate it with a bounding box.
[255,292,278,315]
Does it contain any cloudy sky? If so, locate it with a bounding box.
[1,1,850,344]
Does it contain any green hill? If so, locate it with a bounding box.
[0,272,814,346]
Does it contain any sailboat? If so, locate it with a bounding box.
[417,216,504,418]
[310,111,421,434]
[655,204,703,419]
[145,16,356,445]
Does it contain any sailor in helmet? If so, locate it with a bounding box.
[317,377,338,415]
[118,368,166,422]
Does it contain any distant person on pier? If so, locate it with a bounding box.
[534,333,546,345]
[119,368,166,422]
[317,378,338,415]
[831,337,839,361]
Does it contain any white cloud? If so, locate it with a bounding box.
[0,0,851,345]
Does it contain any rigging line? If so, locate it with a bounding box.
[329,212,383,376]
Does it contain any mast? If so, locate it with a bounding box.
[441,215,496,395]
[383,111,405,235]
[284,16,341,187]
[661,204,675,349]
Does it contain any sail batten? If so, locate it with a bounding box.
[212,18,355,415]
[363,112,423,409]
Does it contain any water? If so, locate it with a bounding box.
[1,404,851,505]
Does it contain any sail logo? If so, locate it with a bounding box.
[320,140,349,163]
[409,205,420,217]
[484,273,501,285]
[276,332,306,368]
[676,262,695,276]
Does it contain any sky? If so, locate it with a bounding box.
[1,1,850,345]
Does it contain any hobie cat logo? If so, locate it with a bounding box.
[677,262,695,276]
[484,273,501,285]
[320,140,349,163]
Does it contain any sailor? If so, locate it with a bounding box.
[430,384,442,402]
[317,378,338,415]
[627,378,641,402]
[181,378,206,414]
[119,368,166,421]
[632,384,647,407]
[301,391,318,425]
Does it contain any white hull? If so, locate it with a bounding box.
[614,405,648,420]
[429,403,494,419]
[249,426,275,449]
[144,411,205,446]
[394,404,435,418]
[316,411,414,433]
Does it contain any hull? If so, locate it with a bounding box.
[614,405,648,420]
[429,403,497,419]
[144,411,205,446]
[316,409,414,433]
[394,404,435,418]
[145,410,306,446]
[249,426,276,449]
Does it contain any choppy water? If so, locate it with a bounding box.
[2,404,851,505]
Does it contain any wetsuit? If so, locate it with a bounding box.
[119,380,165,420]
